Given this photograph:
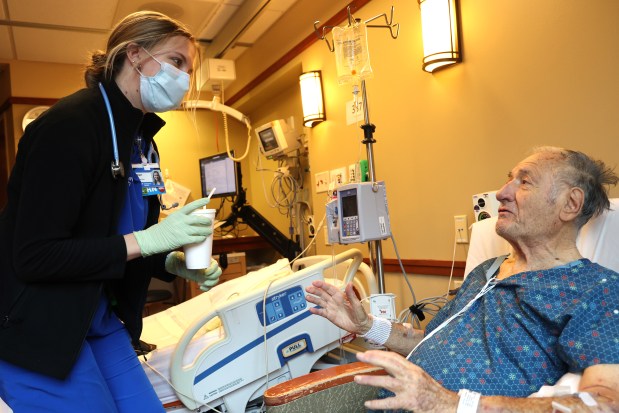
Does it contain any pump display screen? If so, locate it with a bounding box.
[340,190,358,218]
[258,127,279,152]
[339,188,360,237]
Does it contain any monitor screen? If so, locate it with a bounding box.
[199,151,239,199]
[257,127,280,153]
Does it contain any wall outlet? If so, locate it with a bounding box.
[315,171,329,193]
[330,167,347,187]
[348,163,360,183]
[307,215,316,238]
[454,215,469,243]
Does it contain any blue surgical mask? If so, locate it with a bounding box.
[137,48,190,113]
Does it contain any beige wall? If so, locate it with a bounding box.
[3,60,254,225]
[231,0,619,314]
[4,0,619,318]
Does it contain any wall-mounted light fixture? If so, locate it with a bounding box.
[299,70,326,127]
[418,0,461,73]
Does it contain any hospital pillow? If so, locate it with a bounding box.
[465,198,619,277]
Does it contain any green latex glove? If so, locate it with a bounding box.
[165,251,222,292]
[134,197,213,257]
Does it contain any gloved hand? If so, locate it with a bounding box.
[165,251,222,292]
[134,197,212,257]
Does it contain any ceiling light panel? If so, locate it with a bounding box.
[13,27,107,64]
[8,0,118,29]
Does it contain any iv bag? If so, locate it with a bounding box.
[333,21,373,85]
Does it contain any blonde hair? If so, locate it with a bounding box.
[84,11,199,97]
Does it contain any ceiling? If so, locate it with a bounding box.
[0,0,298,67]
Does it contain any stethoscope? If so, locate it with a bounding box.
[99,82,178,210]
[99,82,125,179]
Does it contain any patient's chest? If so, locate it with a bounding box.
[409,258,619,397]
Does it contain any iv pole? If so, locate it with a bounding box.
[315,6,399,293]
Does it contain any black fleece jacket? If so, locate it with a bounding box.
[0,81,174,379]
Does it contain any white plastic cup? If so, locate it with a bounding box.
[183,208,216,269]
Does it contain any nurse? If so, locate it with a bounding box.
[0,11,220,412]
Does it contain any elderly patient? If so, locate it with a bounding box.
[306,147,619,412]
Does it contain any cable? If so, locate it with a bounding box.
[406,274,499,359]
[223,112,253,162]
[254,152,280,209]
[389,232,417,306]
[142,359,225,413]
[390,232,451,329]
[215,82,252,163]
[261,278,276,397]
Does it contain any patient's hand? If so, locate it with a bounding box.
[355,350,458,413]
[305,280,372,335]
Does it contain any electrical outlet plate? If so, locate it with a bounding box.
[315,171,329,193]
[307,215,316,238]
[330,167,347,187]
[348,163,359,183]
[454,215,469,243]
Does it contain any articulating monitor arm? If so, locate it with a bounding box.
[222,189,302,261]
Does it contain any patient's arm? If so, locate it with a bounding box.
[477,364,619,412]
[306,280,424,356]
[355,352,619,412]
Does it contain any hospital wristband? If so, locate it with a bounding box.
[457,389,481,413]
[359,315,392,346]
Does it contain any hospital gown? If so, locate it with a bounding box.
[377,257,619,409]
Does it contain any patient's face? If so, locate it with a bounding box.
[495,153,565,243]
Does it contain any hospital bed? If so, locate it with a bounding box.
[262,199,619,411]
[140,248,377,413]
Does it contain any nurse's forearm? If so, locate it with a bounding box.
[124,233,142,261]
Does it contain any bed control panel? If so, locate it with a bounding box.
[255,285,307,326]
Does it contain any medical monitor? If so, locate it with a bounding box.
[199,151,240,199]
[255,119,300,159]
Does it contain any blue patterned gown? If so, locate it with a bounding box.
[377,257,619,410]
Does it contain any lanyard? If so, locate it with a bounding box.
[98,82,124,179]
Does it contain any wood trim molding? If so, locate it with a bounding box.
[226,0,372,106]
[365,258,466,277]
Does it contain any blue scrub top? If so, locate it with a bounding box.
[116,138,149,235]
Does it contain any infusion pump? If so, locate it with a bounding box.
[326,181,391,245]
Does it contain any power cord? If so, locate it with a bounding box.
[389,232,450,330]
[142,358,225,413]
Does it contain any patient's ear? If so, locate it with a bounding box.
[560,187,584,223]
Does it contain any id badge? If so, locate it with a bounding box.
[133,162,166,196]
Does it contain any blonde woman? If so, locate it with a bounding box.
[0,11,220,412]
